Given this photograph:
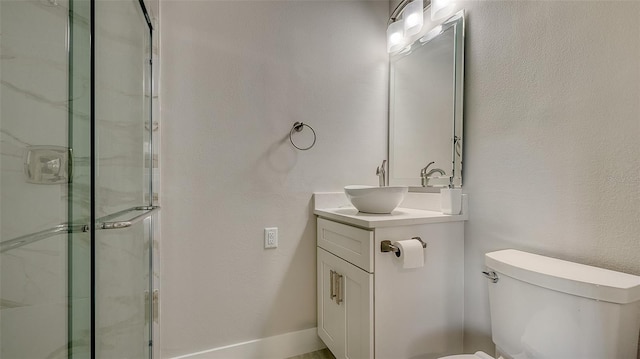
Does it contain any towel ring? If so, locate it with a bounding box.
[289,122,316,151]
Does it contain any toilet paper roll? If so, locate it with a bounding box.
[393,239,424,269]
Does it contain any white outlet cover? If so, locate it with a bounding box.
[264,227,278,249]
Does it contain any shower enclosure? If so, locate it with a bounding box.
[0,0,158,357]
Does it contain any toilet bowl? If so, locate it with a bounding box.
[438,249,640,359]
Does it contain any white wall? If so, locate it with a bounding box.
[159,1,388,357]
[459,1,640,354]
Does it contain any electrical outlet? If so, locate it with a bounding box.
[264,227,278,249]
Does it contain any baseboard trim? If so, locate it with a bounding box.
[168,327,326,359]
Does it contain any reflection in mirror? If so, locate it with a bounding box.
[389,11,464,191]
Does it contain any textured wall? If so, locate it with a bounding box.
[460,1,640,354]
[159,1,388,356]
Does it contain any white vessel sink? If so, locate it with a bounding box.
[344,185,408,214]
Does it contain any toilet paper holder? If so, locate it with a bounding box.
[381,237,427,254]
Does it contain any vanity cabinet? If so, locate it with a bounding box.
[315,207,466,359]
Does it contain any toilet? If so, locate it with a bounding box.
[440,249,640,359]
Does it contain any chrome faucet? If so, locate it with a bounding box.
[420,162,445,187]
[376,160,387,187]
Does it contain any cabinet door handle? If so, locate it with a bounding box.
[329,270,336,299]
[335,273,343,305]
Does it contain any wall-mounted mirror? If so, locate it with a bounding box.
[389,11,464,191]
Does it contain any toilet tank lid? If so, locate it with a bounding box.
[485,249,640,304]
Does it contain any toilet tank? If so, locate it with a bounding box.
[485,249,640,359]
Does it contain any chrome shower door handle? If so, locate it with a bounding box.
[144,291,150,324]
[97,206,160,230]
[153,290,159,323]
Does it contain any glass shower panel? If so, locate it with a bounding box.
[94,0,152,357]
[68,0,93,357]
[0,0,92,357]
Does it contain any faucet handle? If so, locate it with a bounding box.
[376,160,387,175]
[421,161,435,176]
[376,160,387,187]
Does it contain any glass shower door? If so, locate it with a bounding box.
[1,0,92,357]
[93,0,154,357]
[1,0,155,357]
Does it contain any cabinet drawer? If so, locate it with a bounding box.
[317,218,373,272]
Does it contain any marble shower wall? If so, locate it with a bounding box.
[0,0,80,358]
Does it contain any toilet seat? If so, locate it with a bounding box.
[439,351,494,359]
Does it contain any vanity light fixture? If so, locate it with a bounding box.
[403,0,424,36]
[387,0,457,53]
[387,0,430,53]
[387,20,406,53]
[431,0,455,20]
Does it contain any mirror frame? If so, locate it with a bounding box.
[388,10,465,191]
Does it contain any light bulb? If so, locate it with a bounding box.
[406,13,420,28]
[403,0,423,36]
[387,20,406,53]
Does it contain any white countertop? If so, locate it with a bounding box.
[314,202,468,229]
[313,192,469,229]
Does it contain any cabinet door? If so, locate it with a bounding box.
[318,248,373,359]
[318,248,346,356]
